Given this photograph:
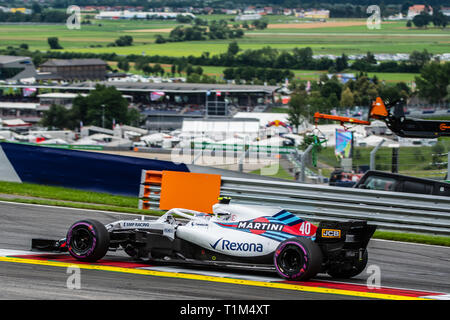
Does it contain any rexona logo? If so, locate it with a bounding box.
[237,221,283,231]
[210,238,263,252]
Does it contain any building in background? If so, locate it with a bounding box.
[94,10,195,20]
[235,14,262,21]
[0,56,37,81]
[39,59,108,81]
[441,7,450,17]
[303,9,330,19]
[407,5,433,19]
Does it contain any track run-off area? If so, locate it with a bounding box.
[0,200,449,300]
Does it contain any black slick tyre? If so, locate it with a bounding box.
[273,237,323,281]
[66,219,110,262]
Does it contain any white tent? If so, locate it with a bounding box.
[215,136,246,145]
[251,136,288,146]
[140,133,173,144]
[1,119,32,128]
[233,112,288,127]
[73,137,101,145]
[181,119,260,135]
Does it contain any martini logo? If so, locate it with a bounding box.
[237,221,284,232]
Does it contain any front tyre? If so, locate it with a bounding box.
[274,238,322,281]
[66,219,109,262]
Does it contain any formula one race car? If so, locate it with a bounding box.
[32,198,376,281]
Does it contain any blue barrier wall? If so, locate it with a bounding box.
[0,142,189,197]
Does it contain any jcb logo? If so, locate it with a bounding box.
[322,229,341,238]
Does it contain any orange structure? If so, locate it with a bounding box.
[139,170,222,214]
[313,97,391,128]
[159,171,221,213]
[313,112,371,127]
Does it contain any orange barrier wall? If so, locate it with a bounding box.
[139,170,221,213]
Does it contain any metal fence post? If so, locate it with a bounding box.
[300,144,314,182]
[447,152,450,180]
[370,139,385,171]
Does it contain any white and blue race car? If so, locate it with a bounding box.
[32,198,376,281]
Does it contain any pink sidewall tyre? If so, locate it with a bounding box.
[274,237,322,281]
[66,219,109,262]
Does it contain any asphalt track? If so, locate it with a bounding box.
[0,201,449,300]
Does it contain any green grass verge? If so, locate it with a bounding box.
[0,181,138,208]
[0,196,164,217]
[373,230,450,247]
[0,181,448,246]
[249,164,294,180]
[0,181,164,217]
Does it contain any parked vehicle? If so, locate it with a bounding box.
[354,170,450,196]
[329,169,364,187]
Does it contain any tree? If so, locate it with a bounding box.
[223,67,235,80]
[379,84,408,104]
[320,79,342,101]
[335,54,348,72]
[117,59,130,72]
[32,2,42,14]
[47,37,63,49]
[115,35,133,47]
[155,35,166,44]
[408,49,432,69]
[227,41,240,56]
[431,10,448,28]
[152,64,165,76]
[185,64,194,76]
[142,64,153,75]
[415,62,450,103]
[412,12,431,28]
[70,85,133,129]
[252,20,268,30]
[194,66,203,75]
[40,104,70,129]
[287,88,308,133]
[431,142,446,169]
[340,87,354,108]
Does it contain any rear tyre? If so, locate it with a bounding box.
[274,237,322,281]
[66,219,109,262]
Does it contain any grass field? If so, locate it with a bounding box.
[0,16,447,83]
[192,66,419,83]
[1,17,448,55]
[106,61,418,84]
